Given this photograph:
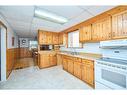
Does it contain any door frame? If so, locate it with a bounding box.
[0,21,7,81]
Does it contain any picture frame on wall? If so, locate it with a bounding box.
[22,39,26,45]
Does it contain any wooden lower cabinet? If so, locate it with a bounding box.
[62,55,95,88]
[82,59,94,87]
[63,58,68,70]
[39,54,50,68]
[67,59,74,74]
[74,62,82,79]
[49,54,57,66]
[57,54,63,65]
[38,52,57,69]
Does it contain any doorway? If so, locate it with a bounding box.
[0,21,7,81]
[0,26,1,81]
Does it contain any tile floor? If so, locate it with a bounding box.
[0,65,92,89]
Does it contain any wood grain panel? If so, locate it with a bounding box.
[19,48,32,58]
[6,48,19,78]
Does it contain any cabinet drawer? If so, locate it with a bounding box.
[74,57,82,62]
[67,56,74,60]
[82,59,93,63]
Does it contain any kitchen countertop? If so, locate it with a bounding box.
[38,50,56,54]
[57,52,102,61]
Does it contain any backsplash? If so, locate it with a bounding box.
[60,42,102,54]
[60,42,127,60]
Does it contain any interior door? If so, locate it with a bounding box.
[0,27,1,81]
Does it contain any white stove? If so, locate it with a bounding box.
[95,57,127,89]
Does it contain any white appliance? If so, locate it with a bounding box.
[95,58,127,89]
[100,39,127,49]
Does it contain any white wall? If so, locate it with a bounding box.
[60,42,102,54]
[0,14,18,49]
[0,14,18,81]
[0,25,6,81]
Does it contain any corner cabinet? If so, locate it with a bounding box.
[112,11,127,39]
[92,16,112,41]
[79,24,92,42]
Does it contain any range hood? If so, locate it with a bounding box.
[100,39,127,49]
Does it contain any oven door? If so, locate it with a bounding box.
[95,62,127,89]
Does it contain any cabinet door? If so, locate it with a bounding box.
[92,17,111,41]
[122,12,127,37]
[112,11,127,39]
[63,58,68,70]
[74,62,82,79]
[79,27,83,42]
[57,54,62,65]
[47,32,52,44]
[50,54,57,66]
[41,32,47,44]
[38,31,43,44]
[53,33,59,45]
[80,25,92,42]
[82,62,94,87]
[39,54,50,68]
[67,59,74,74]
[58,33,63,44]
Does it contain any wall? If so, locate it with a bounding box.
[0,14,18,49]
[60,42,102,54]
[0,14,18,81]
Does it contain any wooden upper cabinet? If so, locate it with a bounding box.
[112,11,127,39]
[46,32,52,44]
[38,30,60,45]
[38,31,49,45]
[58,32,63,44]
[52,33,59,45]
[92,16,111,41]
[79,24,92,42]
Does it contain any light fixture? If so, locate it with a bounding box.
[34,8,68,24]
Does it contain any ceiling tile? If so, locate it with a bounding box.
[0,6,115,38]
[58,11,93,31]
[0,6,34,22]
[79,6,115,16]
[37,6,84,19]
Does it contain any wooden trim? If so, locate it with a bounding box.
[0,21,7,30]
[61,6,127,33]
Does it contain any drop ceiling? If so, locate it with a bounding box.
[0,6,115,38]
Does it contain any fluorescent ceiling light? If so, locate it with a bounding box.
[34,8,68,24]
